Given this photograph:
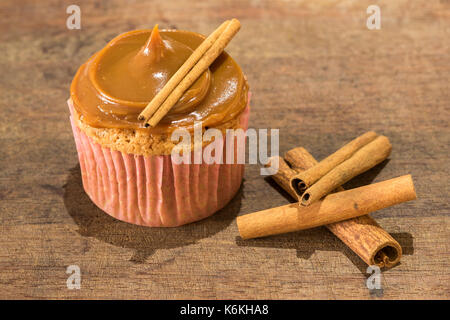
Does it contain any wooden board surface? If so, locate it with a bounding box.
[0,0,449,299]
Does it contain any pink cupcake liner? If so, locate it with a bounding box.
[68,97,250,227]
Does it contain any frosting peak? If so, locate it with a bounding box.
[138,24,164,63]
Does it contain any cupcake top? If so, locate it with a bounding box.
[70,26,248,133]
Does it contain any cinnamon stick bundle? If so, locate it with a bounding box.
[237,175,416,242]
[270,147,405,268]
[290,131,378,196]
[300,135,392,205]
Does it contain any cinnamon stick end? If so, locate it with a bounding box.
[300,192,311,206]
[290,177,306,197]
[372,243,402,268]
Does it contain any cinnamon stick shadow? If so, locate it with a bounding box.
[342,159,389,189]
[63,165,242,264]
[235,231,413,275]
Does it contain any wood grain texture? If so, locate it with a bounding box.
[0,0,449,299]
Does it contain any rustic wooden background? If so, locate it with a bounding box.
[0,0,449,299]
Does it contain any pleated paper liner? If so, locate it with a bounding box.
[68,97,250,227]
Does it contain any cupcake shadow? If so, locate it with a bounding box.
[63,165,242,263]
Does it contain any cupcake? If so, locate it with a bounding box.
[69,24,250,227]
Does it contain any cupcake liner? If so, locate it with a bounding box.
[68,96,250,227]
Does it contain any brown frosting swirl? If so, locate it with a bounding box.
[70,26,248,133]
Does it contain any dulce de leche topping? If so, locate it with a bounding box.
[70,25,248,133]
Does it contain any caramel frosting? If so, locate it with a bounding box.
[70,26,248,133]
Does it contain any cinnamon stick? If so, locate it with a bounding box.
[277,147,403,268]
[139,19,241,127]
[237,175,416,241]
[300,135,392,205]
[290,131,378,196]
[138,20,230,123]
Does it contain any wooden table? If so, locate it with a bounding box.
[1,0,448,299]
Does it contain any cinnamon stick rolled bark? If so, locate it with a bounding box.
[237,175,416,242]
[280,147,403,268]
[269,157,299,198]
[290,131,378,196]
[301,135,392,206]
[138,20,231,122]
[141,19,241,127]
